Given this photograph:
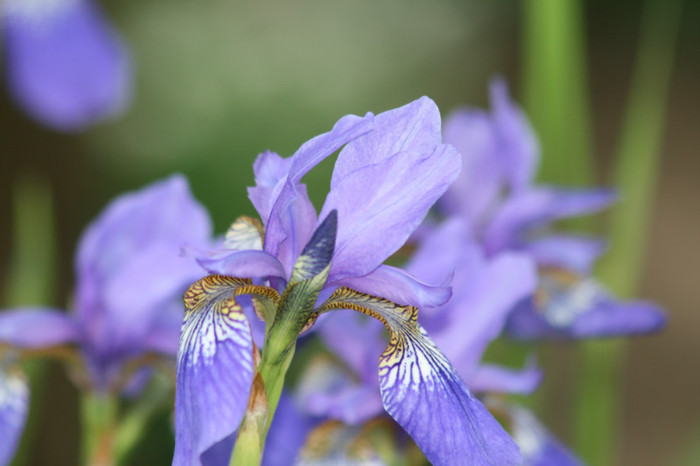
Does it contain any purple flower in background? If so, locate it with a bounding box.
[175,98,523,465]
[2,0,130,130]
[0,175,211,392]
[302,217,540,426]
[0,367,28,465]
[441,79,665,340]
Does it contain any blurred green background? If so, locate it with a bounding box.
[1,0,698,464]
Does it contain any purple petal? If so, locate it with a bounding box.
[331,96,441,185]
[509,407,582,466]
[506,294,666,340]
[194,249,286,281]
[74,175,211,354]
[0,368,29,465]
[257,113,372,275]
[247,151,291,224]
[379,325,521,465]
[469,363,542,395]
[524,235,607,274]
[404,217,474,287]
[321,146,461,282]
[262,393,317,466]
[333,265,451,309]
[294,349,385,426]
[320,289,521,465]
[318,311,385,382]
[173,276,255,466]
[440,108,504,224]
[484,188,616,254]
[571,300,666,338]
[428,252,537,379]
[0,309,78,348]
[489,78,539,193]
[3,0,130,130]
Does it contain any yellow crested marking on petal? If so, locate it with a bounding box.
[224,216,265,250]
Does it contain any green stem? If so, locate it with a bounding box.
[575,0,682,464]
[81,393,118,466]
[4,175,57,466]
[522,0,593,188]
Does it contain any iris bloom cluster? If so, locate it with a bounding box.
[2,0,130,129]
[0,83,666,466]
[0,176,211,463]
[176,97,523,465]
[270,81,666,464]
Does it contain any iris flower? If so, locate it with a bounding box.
[2,0,130,130]
[0,176,210,462]
[175,98,522,465]
[440,79,665,339]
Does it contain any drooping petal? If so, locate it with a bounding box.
[483,188,616,254]
[506,271,666,340]
[296,420,392,465]
[173,275,257,466]
[321,145,461,282]
[508,406,582,466]
[469,363,542,396]
[331,96,441,185]
[333,265,451,309]
[570,300,666,338]
[524,235,607,274]
[2,0,130,130]
[0,309,78,348]
[0,367,29,466]
[319,289,521,466]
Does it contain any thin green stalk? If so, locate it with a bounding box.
[575,1,682,464]
[4,175,57,466]
[522,0,593,187]
[81,393,118,466]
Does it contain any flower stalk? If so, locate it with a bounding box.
[80,393,118,466]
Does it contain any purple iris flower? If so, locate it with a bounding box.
[175,98,522,465]
[0,175,210,392]
[441,78,665,339]
[2,0,130,130]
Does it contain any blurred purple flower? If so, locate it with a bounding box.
[441,79,665,340]
[0,367,28,466]
[0,175,211,391]
[2,0,130,130]
[176,98,523,465]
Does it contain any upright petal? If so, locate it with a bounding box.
[0,309,78,348]
[0,367,29,466]
[440,109,503,224]
[173,275,256,466]
[321,146,461,282]
[331,96,441,185]
[319,289,521,466]
[489,78,539,192]
[257,113,373,274]
[2,0,130,130]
